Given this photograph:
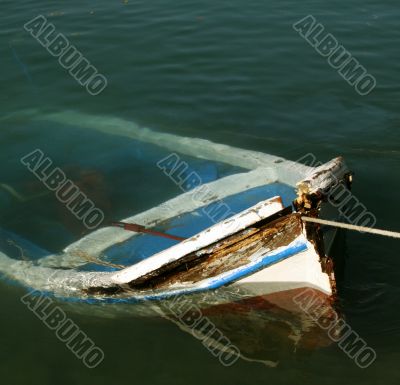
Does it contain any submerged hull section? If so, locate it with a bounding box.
[0,115,349,317]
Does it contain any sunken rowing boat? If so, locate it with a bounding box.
[0,111,351,318]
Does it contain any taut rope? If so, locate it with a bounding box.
[301,216,400,239]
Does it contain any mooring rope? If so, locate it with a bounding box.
[302,216,400,239]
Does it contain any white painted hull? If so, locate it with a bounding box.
[234,246,332,301]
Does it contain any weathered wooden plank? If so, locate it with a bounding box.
[296,157,349,197]
[130,214,302,290]
[111,196,284,285]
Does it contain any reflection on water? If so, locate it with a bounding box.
[52,286,339,369]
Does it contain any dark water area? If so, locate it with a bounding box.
[1,0,399,384]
